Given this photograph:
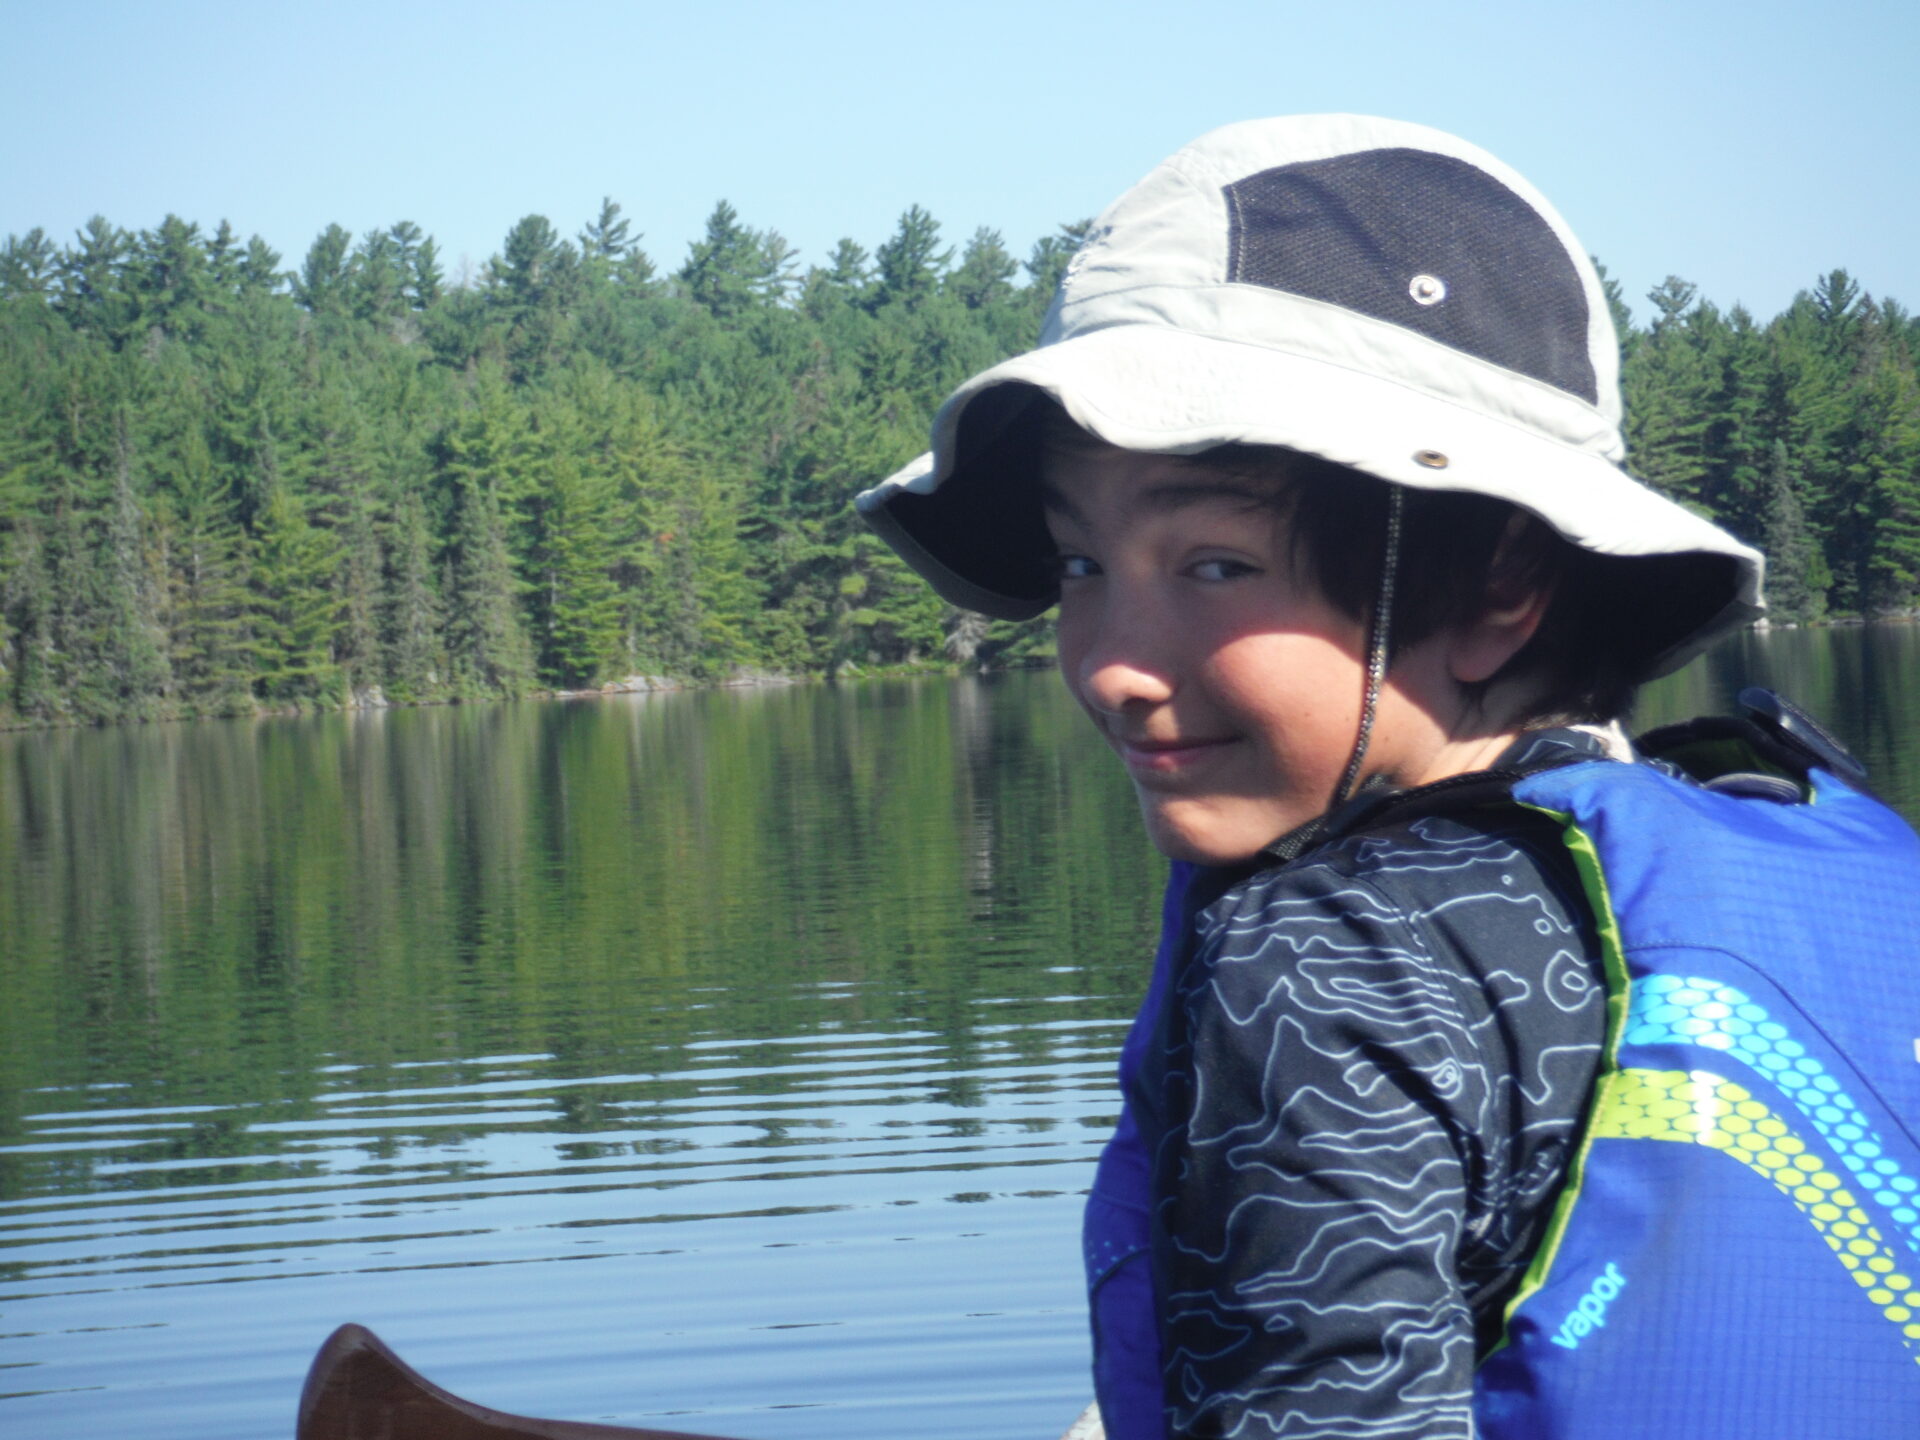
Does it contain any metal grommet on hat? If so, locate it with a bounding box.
[855,113,1765,679]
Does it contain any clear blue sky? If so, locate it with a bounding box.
[7,0,1916,326]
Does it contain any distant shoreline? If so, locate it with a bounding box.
[12,617,1920,735]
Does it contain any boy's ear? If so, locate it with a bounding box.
[1446,514,1555,686]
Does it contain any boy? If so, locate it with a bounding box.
[858,117,1920,1439]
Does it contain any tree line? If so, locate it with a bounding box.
[0,199,1914,725]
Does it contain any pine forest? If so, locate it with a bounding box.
[1,201,1916,727]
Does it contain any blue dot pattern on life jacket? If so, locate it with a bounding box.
[1477,760,1920,1440]
[1620,975,1920,1263]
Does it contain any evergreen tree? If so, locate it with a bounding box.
[334,491,385,691]
[1776,283,1868,605]
[1623,278,1715,505]
[304,382,385,686]
[826,237,872,289]
[490,216,573,310]
[678,201,793,319]
[2,522,58,718]
[42,468,107,718]
[579,198,633,268]
[1853,311,1920,611]
[1812,269,1863,354]
[380,221,440,311]
[872,205,951,311]
[1759,440,1827,623]
[1024,219,1094,330]
[949,227,1017,311]
[96,415,171,716]
[571,198,654,297]
[529,441,620,687]
[57,216,136,342]
[293,224,353,317]
[579,376,684,675]
[164,426,253,713]
[352,227,410,323]
[207,220,243,293]
[248,483,342,704]
[1592,257,1636,357]
[489,215,583,377]
[1696,303,1778,540]
[0,228,57,299]
[128,215,210,336]
[239,236,284,296]
[666,463,760,675]
[382,488,443,702]
[445,476,533,694]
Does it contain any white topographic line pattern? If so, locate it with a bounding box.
[1144,778,1609,1439]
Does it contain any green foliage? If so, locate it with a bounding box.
[1592,257,1636,360]
[163,424,253,713]
[293,224,354,318]
[1624,278,1716,505]
[526,408,621,687]
[1759,441,1828,623]
[445,474,535,696]
[440,374,537,696]
[1617,266,1920,619]
[1023,219,1094,334]
[677,201,795,320]
[488,215,583,379]
[1,201,1914,729]
[872,205,951,311]
[249,484,343,705]
[949,227,1018,312]
[578,197,653,291]
[382,488,444,702]
[0,228,57,299]
[56,216,137,344]
[2,524,57,720]
[97,416,171,717]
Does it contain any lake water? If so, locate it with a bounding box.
[2,624,1916,1439]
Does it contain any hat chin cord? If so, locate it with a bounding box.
[1330,485,1406,810]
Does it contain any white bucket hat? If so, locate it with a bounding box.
[856,114,1763,678]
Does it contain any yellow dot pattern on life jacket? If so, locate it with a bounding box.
[1623,973,1920,1255]
[1593,1067,1920,1360]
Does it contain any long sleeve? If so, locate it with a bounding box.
[1142,812,1606,1439]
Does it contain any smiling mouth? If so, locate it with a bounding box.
[1114,735,1237,772]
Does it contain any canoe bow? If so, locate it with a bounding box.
[296,1323,745,1440]
[296,1321,1107,1440]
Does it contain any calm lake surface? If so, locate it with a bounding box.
[3,625,1917,1439]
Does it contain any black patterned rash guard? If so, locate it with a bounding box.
[1137,730,1615,1439]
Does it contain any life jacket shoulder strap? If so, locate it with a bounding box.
[1306,689,1873,857]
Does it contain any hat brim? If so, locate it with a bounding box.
[859,323,1764,678]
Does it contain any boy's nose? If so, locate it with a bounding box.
[1076,633,1177,716]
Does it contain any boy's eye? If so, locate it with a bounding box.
[1188,557,1257,582]
[1052,553,1101,581]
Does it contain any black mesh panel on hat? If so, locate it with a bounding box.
[1224,148,1597,402]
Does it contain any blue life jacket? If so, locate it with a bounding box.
[1085,699,1920,1438]
[1084,858,1195,1440]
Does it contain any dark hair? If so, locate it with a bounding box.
[1025,397,1737,726]
[1263,448,1634,724]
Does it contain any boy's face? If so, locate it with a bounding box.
[1043,441,1432,865]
